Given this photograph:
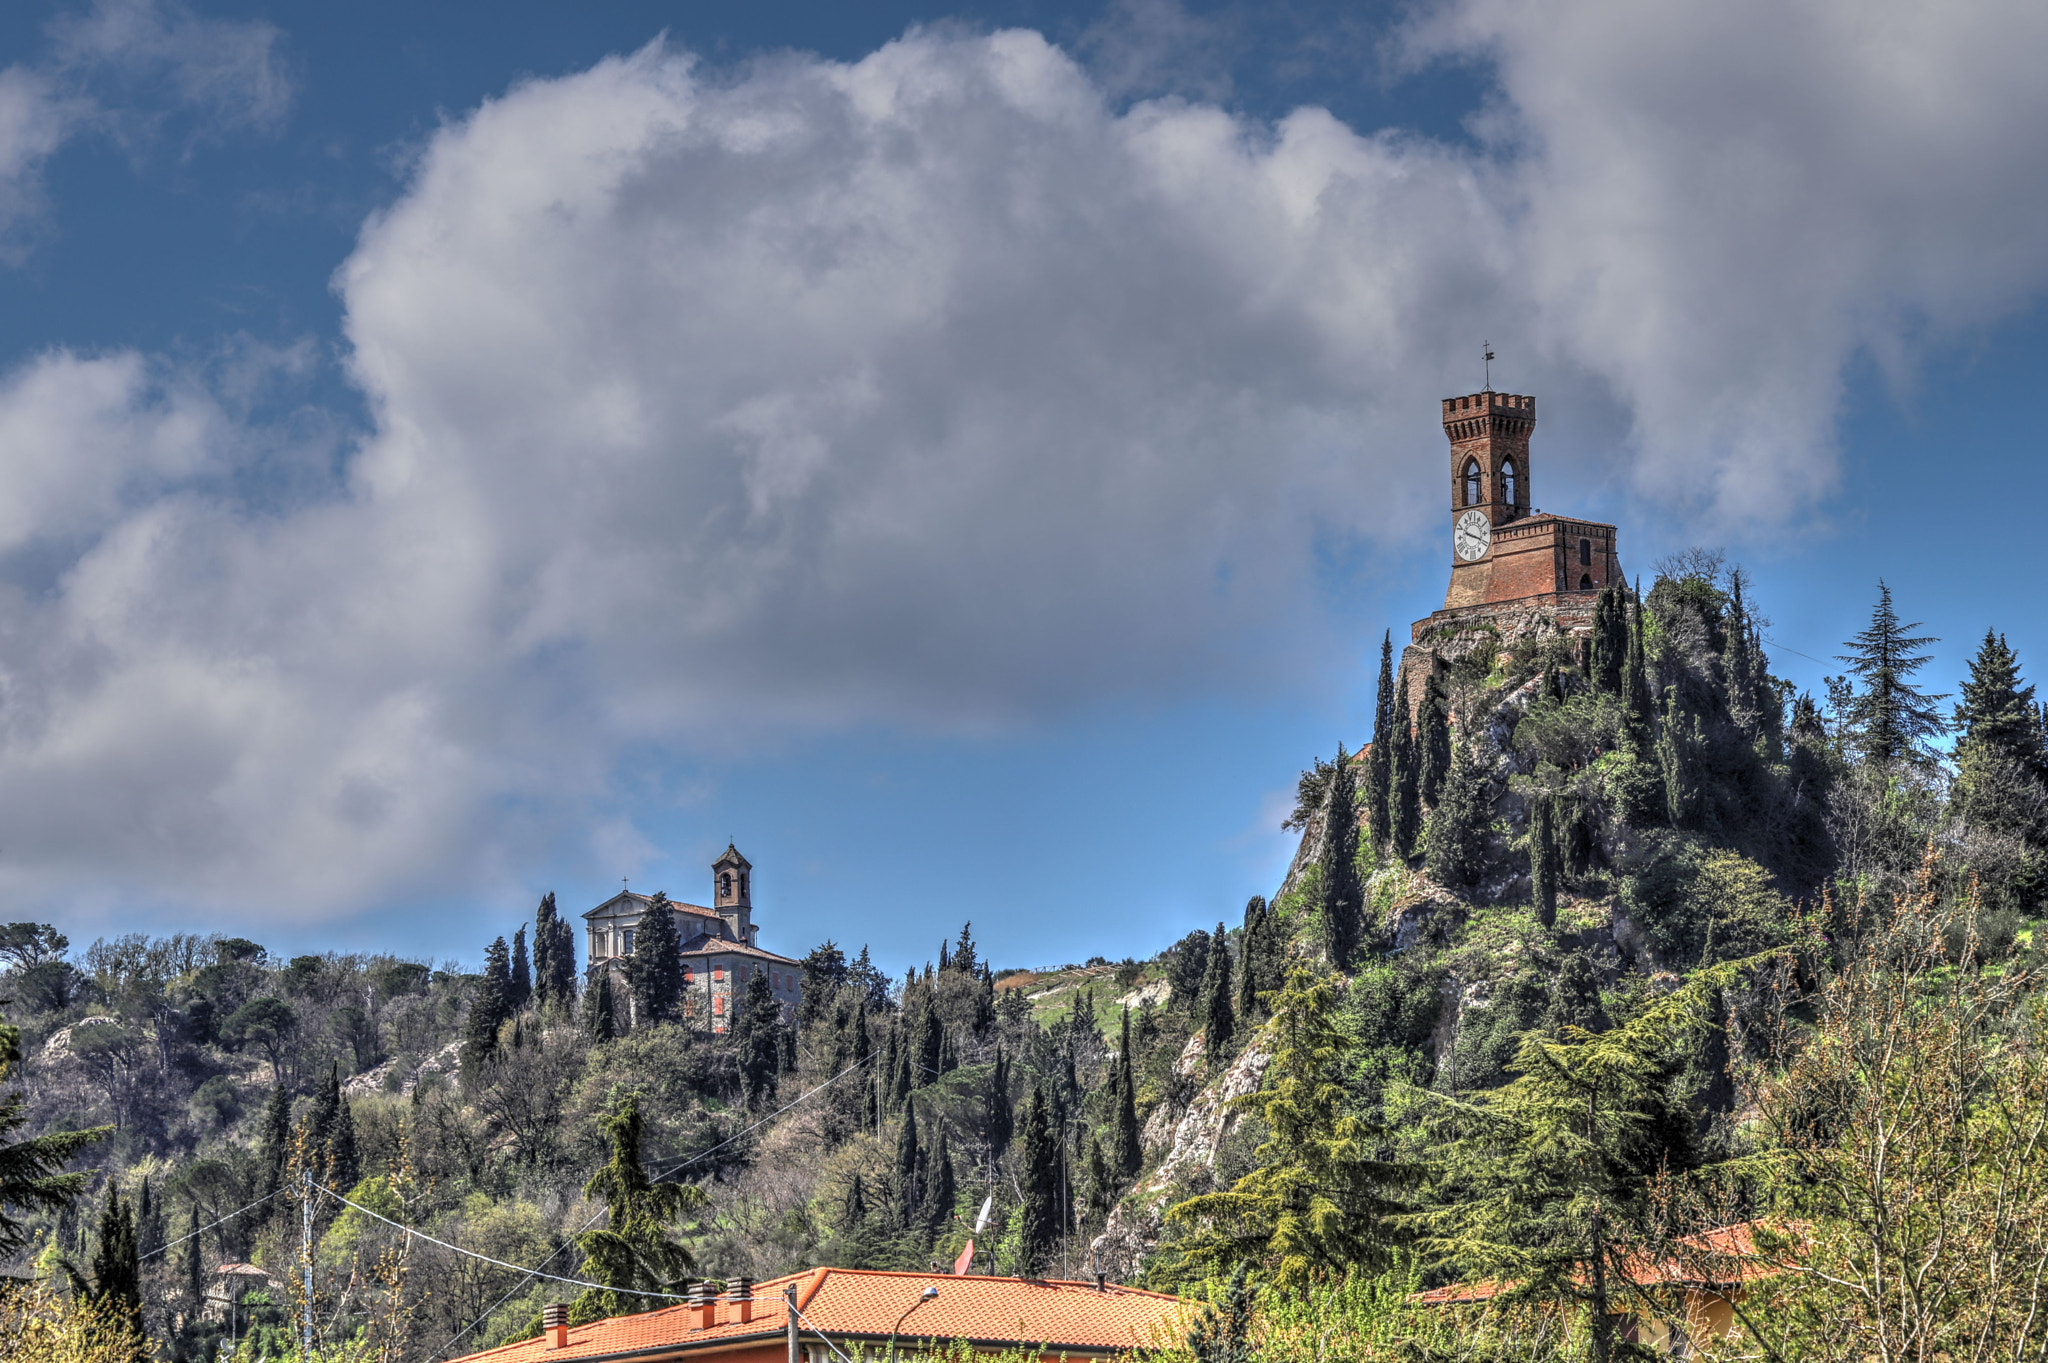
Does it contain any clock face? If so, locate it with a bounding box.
[1454,509,1492,561]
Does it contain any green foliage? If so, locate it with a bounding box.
[625,894,686,1028]
[1423,732,1488,893]
[1415,673,1451,809]
[1319,747,1364,968]
[1835,579,1947,768]
[1167,969,1405,1289]
[1366,634,1395,850]
[571,1092,706,1322]
[1201,922,1235,1062]
[462,938,511,1077]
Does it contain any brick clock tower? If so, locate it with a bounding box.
[1405,387,1623,675]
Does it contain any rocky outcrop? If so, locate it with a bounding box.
[1092,1028,1274,1281]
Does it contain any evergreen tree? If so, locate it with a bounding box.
[732,970,782,1108]
[831,1172,889,1269]
[182,1204,202,1308]
[1417,674,1452,808]
[913,989,942,1088]
[255,1085,292,1204]
[586,969,618,1043]
[1424,728,1488,891]
[1236,899,1266,1023]
[1319,744,1364,969]
[984,1048,1014,1154]
[509,926,532,1013]
[572,1093,706,1323]
[1407,967,1735,1363]
[1956,629,2042,770]
[1837,580,1947,767]
[893,1100,923,1231]
[626,893,686,1027]
[1365,634,1396,846]
[1112,1011,1141,1182]
[1167,968,1405,1287]
[1017,1085,1062,1277]
[306,1063,360,1193]
[1085,1132,1116,1222]
[1659,693,1705,827]
[1202,922,1235,1062]
[1589,586,1626,696]
[1624,581,1653,752]
[85,1182,142,1342]
[532,894,559,1011]
[463,936,512,1075]
[1389,678,1421,859]
[1187,1263,1255,1363]
[1528,785,1558,929]
[544,903,578,1013]
[922,1126,956,1241]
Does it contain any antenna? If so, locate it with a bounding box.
[1483,341,1495,391]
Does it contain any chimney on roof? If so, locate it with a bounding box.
[1095,1272,1106,1292]
[690,1279,719,1331]
[542,1302,569,1349]
[727,1276,755,1324]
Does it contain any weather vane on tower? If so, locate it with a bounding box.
[1483,341,1494,391]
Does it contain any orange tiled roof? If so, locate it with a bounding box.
[678,938,800,966]
[449,1269,1189,1363]
[1411,1221,1795,1307]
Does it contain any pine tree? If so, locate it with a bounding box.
[1112,1011,1141,1182]
[1406,966,1734,1363]
[0,1026,108,1260]
[463,937,512,1076]
[1837,580,1947,767]
[573,1093,706,1323]
[586,969,618,1043]
[1365,634,1396,846]
[1424,728,1489,891]
[1017,1085,1062,1277]
[508,926,532,1013]
[1202,922,1235,1062]
[1417,674,1452,808]
[626,893,686,1027]
[1166,968,1405,1287]
[1529,786,1558,929]
[1389,676,1421,858]
[1320,744,1364,969]
[1956,629,2042,769]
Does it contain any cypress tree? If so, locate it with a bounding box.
[329,1086,360,1194]
[1112,1012,1141,1181]
[1416,674,1451,808]
[1623,581,1653,752]
[1389,676,1421,859]
[586,969,617,1043]
[1202,922,1235,1062]
[1837,580,1946,768]
[532,894,558,1011]
[1529,787,1558,929]
[626,893,686,1026]
[1017,1085,1061,1276]
[1319,744,1364,970]
[546,907,578,1013]
[1424,726,1489,892]
[256,1085,292,1202]
[1085,1133,1116,1221]
[87,1183,142,1340]
[183,1204,202,1307]
[984,1047,1014,1153]
[463,936,512,1075]
[913,989,942,1089]
[509,926,532,1013]
[306,1062,340,1162]
[1235,899,1265,1022]
[893,1101,922,1231]
[1365,634,1396,846]
[922,1126,955,1241]
[1659,694,1704,827]
[733,970,782,1109]
[1589,586,1625,696]
[881,1023,904,1109]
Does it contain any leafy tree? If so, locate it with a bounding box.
[625,895,685,1027]
[1017,1085,1062,1276]
[1836,580,1946,767]
[0,1026,108,1258]
[1320,744,1364,969]
[462,938,512,1076]
[1406,966,1739,1363]
[1424,730,1488,892]
[1202,922,1235,1062]
[225,996,300,1091]
[0,922,68,973]
[1111,1011,1141,1182]
[508,925,532,1013]
[1366,634,1396,846]
[571,1092,706,1323]
[1168,968,1405,1288]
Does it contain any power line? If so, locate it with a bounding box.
[422,1046,880,1362]
[141,1188,282,1261]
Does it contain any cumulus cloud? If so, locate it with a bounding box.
[4,2,2048,922]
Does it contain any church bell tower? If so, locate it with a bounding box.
[712,843,754,945]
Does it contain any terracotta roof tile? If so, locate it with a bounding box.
[450,1270,1188,1363]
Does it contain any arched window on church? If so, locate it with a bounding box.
[1580,574,1594,590]
[719,872,732,898]
[1502,459,1517,506]
[1580,538,1591,566]
[1464,459,1482,506]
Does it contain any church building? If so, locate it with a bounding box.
[582,844,802,1033]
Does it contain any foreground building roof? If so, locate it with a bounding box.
[450,1268,1189,1363]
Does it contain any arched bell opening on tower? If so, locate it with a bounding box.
[1464,459,1482,507]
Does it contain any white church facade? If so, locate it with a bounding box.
[582,844,802,1033]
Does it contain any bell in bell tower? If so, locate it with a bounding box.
[712,843,755,945]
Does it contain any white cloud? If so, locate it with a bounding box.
[4,5,2048,923]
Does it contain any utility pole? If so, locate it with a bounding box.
[785,1282,800,1363]
[301,1168,315,1355]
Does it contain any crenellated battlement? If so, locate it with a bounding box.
[1442,390,1535,443]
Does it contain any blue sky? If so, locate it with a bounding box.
[0,0,2043,975]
